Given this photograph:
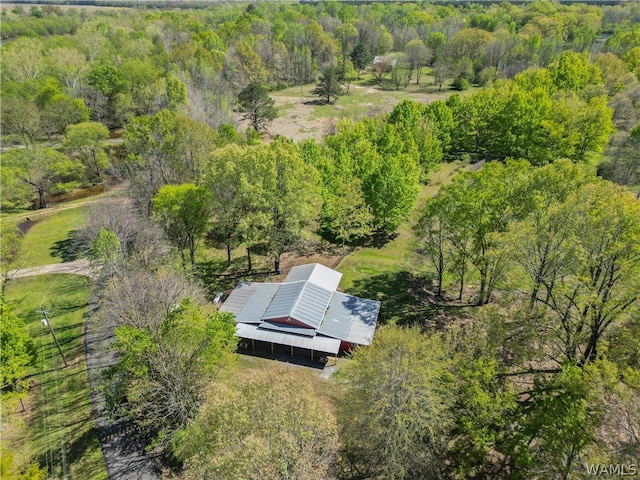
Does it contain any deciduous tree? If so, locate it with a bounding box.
[152,184,212,266]
[0,302,33,403]
[339,326,453,480]
[1,147,83,209]
[103,298,236,447]
[511,179,640,365]
[549,51,602,92]
[79,199,171,274]
[122,110,219,215]
[404,38,430,84]
[258,137,321,272]
[63,121,110,182]
[0,224,25,284]
[428,160,530,305]
[176,368,339,480]
[40,93,90,137]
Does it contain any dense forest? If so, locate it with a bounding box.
[1,0,640,479]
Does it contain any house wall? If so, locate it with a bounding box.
[340,340,356,352]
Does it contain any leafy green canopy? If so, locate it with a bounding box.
[0,302,34,402]
[176,368,339,480]
[152,183,212,266]
[308,115,422,239]
[339,326,453,480]
[104,298,237,448]
[206,137,320,271]
[0,146,83,209]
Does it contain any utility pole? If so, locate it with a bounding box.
[39,307,68,368]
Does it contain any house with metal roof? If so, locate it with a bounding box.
[220,263,380,361]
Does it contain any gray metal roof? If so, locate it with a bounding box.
[262,281,332,329]
[258,321,316,337]
[220,264,380,348]
[236,323,341,354]
[219,282,257,315]
[318,292,380,345]
[284,263,342,291]
[289,282,332,328]
[220,282,279,324]
[262,281,305,320]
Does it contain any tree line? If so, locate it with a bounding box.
[2,0,640,131]
[1,0,639,209]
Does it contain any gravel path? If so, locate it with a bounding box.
[9,262,161,479]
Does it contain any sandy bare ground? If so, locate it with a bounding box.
[7,258,94,279]
[265,81,461,142]
[268,94,331,142]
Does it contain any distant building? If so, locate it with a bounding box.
[373,55,397,67]
[220,263,380,360]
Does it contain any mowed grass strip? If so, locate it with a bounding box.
[16,206,87,267]
[3,274,107,480]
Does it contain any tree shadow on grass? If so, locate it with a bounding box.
[350,271,468,329]
[195,258,278,299]
[65,424,100,466]
[363,230,399,248]
[303,99,330,105]
[317,228,399,249]
[50,230,81,262]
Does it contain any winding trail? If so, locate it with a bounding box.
[8,261,161,480]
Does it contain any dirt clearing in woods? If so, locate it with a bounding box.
[237,78,469,142]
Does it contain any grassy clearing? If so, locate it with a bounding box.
[268,73,478,142]
[3,274,107,480]
[337,160,467,289]
[336,161,470,326]
[10,206,87,268]
[232,349,346,402]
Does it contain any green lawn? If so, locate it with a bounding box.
[3,274,107,480]
[336,160,470,326]
[16,206,87,267]
[337,160,466,289]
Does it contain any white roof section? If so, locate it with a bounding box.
[236,323,341,354]
[284,263,342,291]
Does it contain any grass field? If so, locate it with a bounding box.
[6,206,87,268]
[337,160,467,289]
[2,274,107,480]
